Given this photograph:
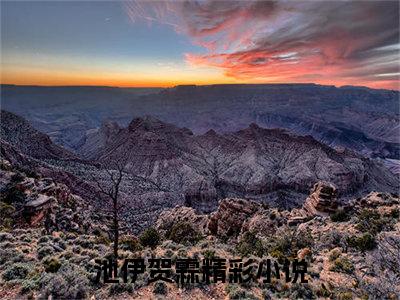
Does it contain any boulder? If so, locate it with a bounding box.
[155,206,209,236]
[208,198,261,238]
[288,181,338,225]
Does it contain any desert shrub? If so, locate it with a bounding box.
[60,250,74,260]
[0,248,17,265]
[166,222,201,244]
[109,283,134,295]
[356,209,393,235]
[330,209,350,222]
[21,235,32,243]
[347,233,376,252]
[162,240,180,250]
[225,285,258,300]
[75,236,94,248]
[1,183,26,205]
[0,202,15,230]
[11,172,25,183]
[330,256,354,274]
[39,264,89,299]
[120,236,142,251]
[268,228,313,260]
[0,232,14,242]
[322,230,346,250]
[153,281,167,295]
[315,284,332,298]
[164,249,174,258]
[72,245,83,254]
[236,231,265,257]
[202,249,216,260]
[336,291,353,300]
[139,227,160,249]
[37,245,55,260]
[21,278,40,293]
[287,283,315,299]
[2,262,31,281]
[38,235,52,244]
[356,233,400,298]
[94,235,111,245]
[43,257,61,273]
[328,249,341,262]
[387,207,399,218]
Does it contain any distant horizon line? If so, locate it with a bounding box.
[1,82,398,92]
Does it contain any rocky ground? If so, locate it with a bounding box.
[1,157,399,299]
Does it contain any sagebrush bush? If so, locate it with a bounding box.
[2,262,31,281]
[37,245,55,260]
[0,232,14,242]
[268,228,313,260]
[330,209,350,222]
[356,209,393,235]
[120,235,142,251]
[330,256,354,274]
[38,235,52,244]
[236,231,264,257]
[109,283,134,295]
[43,257,61,273]
[347,233,376,252]
[225,284,258,300]
[153,281,167,295]
[166,222,201,244]
[202,249,216,260]
[329,249,341,262]
[139,227,160,248]
[39,264,89,299]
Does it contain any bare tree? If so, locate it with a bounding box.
[91,161,126,259]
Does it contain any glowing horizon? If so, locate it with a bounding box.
[1,1,399,90]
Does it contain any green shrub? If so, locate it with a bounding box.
[75,236,94,248]
[109,283,133,295]
[94,235,111,245]
[120,236,142,251]
[37,245,55,260]
[38,235,52,244]
[330,209,350,222]
[347,233,376,252]
[225,285,258,300]
[39,264,89,299]
[139,227,160,249]
[287,283,315,299]
[202,249,216,260]
[166,222,201,244]
[268,228,313,260]
[337,291,353,300]
[21,278,40,293]
[387,208,399,218]
[0,202,15,230]
[236,231,264,257]
[2,262,31,281]
[43,257,61,273]
[0,232,14,242]
[356,209,392,235]
[330,257,354,274]
[153,281,167,295]
[1,184,26,204]
[329,249,341,262]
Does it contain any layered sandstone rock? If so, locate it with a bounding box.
[155,206,209,236]
[208,198,262,238]
[288,181,338,225]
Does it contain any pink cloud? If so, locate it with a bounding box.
[125,1,399,89]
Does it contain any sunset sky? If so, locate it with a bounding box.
[1,0,399,89]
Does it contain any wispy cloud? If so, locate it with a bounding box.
[124,0,400,89]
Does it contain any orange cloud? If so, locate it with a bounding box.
[127,0,400,90]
